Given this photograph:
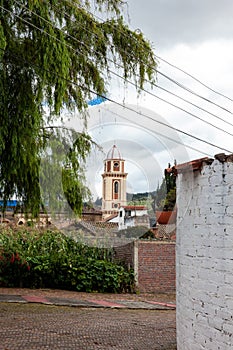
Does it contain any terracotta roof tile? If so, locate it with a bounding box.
[165,157,212,175]
[165,153,233,174]
[121,205,148,210]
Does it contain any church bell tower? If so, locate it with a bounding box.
[102,145,128,219]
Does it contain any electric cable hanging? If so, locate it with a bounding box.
[0,44,231,155]
[53,1,233,119]
[157,70,232,114]
[155,54,233,103]
[62,0,233,114]
[112,69,233,138]
[6,2,233,134]
[1,4,233,154]
[99,106,214,157]
[54,0,233,125]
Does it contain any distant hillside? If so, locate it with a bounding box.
[94,191,156,210]
[127,191,156,202]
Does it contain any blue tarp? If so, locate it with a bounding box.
[88,96,106,106]
[0,200,18,207]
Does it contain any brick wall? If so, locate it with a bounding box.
[114,240,176,293]
[138,241,175,293]
[113,241,134,270]
[176,157,233,350]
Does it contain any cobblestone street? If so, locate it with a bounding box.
[0,303,176,349]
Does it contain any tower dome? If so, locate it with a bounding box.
[106,144,122,160]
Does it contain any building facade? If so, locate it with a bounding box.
[118,205,149,231]
[174,154,233,350]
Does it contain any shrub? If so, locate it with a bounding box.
[0,227,134,293]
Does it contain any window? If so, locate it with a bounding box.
[113,161,120,171]
[114,181,119,194]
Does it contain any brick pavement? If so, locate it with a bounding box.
[0,288,176,349]
[0,303,176,349]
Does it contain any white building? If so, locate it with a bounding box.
[174,154,233,350]
[118,205,149,231]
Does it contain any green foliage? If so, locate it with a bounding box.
[154,168,177,211]
[163,188,176,211]
[62,132,93,216]
[0,0,156,215]
[165,166,176,194]
[163,166,176,211]
[40,130,93,216]
[154,178,167,211]
[127,192,153,202]
[0,228,134,293]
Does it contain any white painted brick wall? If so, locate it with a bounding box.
[177,159,233,350]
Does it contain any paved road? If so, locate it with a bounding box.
[0,303,176,350]
[0,288,176,349]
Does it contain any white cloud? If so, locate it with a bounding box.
[81,103,191,197]
[66,2,233,198]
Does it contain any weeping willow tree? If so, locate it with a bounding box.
[0,0,156,216]
[39,129,93,217]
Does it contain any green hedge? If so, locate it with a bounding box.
[0,228,134,293]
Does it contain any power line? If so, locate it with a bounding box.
[155,54,233,103]
[10,0,233,136]
[5,2,233,137]
[154,83,233,129]
[51,2,233,125]
[92,95,233,154]
[1,7,233,154]
[112,70,233,138]
[157,70,232,115]
[98,106,214,157]
[62,0,233,115]
[0,43,232,154]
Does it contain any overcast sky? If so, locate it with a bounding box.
[72,1,233,198]
[127,0,233,48]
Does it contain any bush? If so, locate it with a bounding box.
[0,227,134,293]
